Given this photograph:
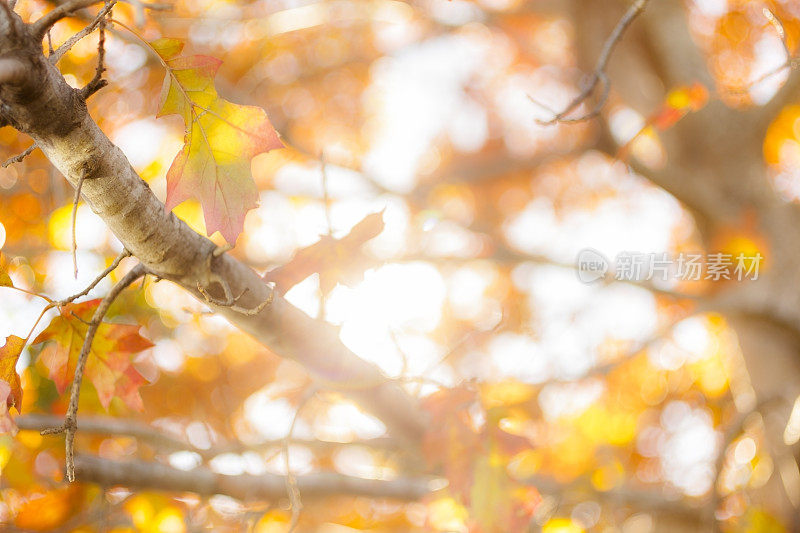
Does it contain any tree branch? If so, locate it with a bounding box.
[42,264,146,481]
[58,249,131,306]
[73,455,436,502]
[2,142,36,167]
[533,0,648,124]
[0,18,427,445]
[16,413,403,459]
[32,0,104,38]
[49,0,116,64]
[0,57,28,86]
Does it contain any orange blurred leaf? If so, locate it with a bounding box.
[0,252,13,287]
[264,211,385,296]
[0,381,18,435]
[32,300,153,410]
[652,82,709,131]
[14,486,80,531]
[0,335,25,412]
[422,385,483,499]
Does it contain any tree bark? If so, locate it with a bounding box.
[73,455,435,501]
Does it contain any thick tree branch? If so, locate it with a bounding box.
[0,18,427,445]
[16,413,403,459]
[73,455,436,502]
[0,57,28,86]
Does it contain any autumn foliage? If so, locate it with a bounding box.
[1,0,800,532]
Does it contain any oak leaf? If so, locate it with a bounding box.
[264,211,385,296]
[32,300,153,410]
[422,385,483,500]
[153,37,283,244]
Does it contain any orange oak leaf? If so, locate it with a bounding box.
[422,385,536,531]
[421,385,484,500]
[0,381,18,435]
[264,211,386,296]
[14,485,81,531]
[153,37,283,244]
[32,300,153,410]
[0,335,25,412]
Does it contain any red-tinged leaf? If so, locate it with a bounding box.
[486,414,532,457]
[422,385,484,500]
[264,211,385,296]
[0,335,25,411]
[652,82,709,131]
[616,83,709,162]
[32,300,153,410]
[157,55,222,120]
[154,38,283,244]
[651,107,685,131]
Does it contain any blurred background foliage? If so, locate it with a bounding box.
[2,0,800,531]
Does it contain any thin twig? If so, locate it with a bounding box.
[533,0,648,125]
[725,8,798,96]
[764,7,791,60]
[321,152,333,238]
[197,247,274,315]
[2,143,36,167]
[71,174,86,279]
[0,0,19,39]
[32,0,104,39]
[42,263,146,482]
[49,0,116,64]
[285,386,318,533]
[80,0,113,98]
[121,0,171,26]
[58,249,131,306]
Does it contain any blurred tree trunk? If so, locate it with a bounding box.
[571,0,800,526]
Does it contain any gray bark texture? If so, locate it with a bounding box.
[72,454,434,501]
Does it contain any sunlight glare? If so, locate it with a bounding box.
[327,263,446,374]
